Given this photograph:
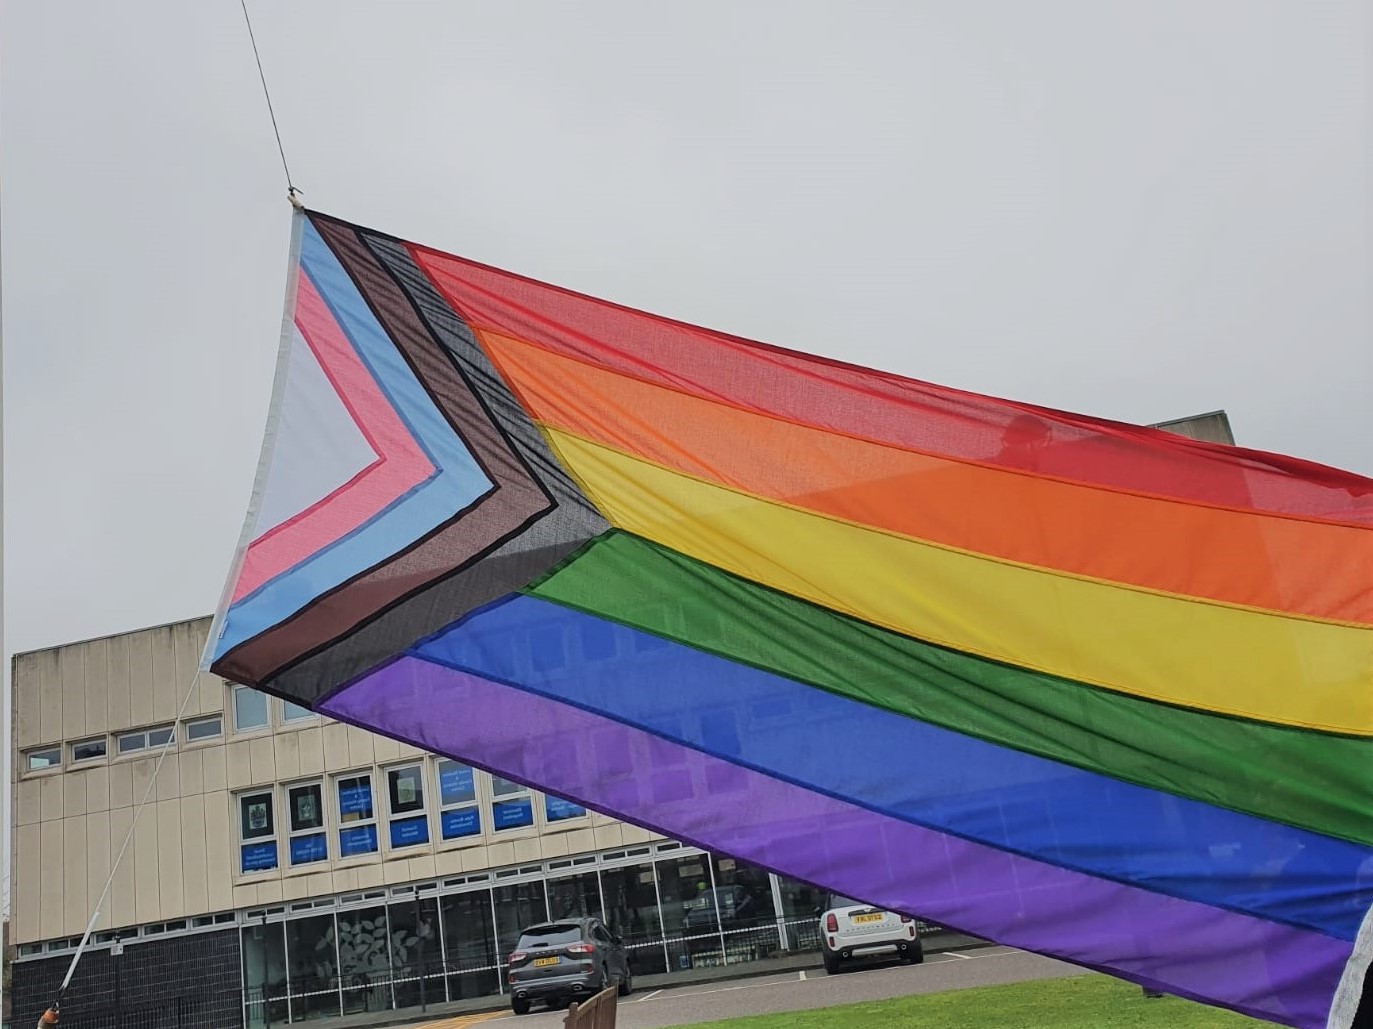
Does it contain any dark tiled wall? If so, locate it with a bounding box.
[12,930,242,1029]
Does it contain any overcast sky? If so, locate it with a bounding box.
[2,0,1368,659]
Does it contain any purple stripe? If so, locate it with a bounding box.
[323,657,1349,1029]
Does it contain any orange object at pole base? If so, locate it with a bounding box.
[37,1007,59,1029]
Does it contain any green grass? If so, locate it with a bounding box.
[664,974,1265,1029]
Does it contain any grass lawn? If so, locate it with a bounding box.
[665,974,1265,1029]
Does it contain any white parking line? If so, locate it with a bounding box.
[632,989,663,1003]
[798,970,807,981]
[946,950,973,959]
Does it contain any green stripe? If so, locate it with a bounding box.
[525,530,1373,846]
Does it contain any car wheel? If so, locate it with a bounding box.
[906,943,925,965]
[823,952,842,975]
[511,998,531,1016]
[618,968,633,996]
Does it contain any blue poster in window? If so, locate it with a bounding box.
[240,841,278,873]
[545,796,587,822]
[441,807,480,840]
[339,824,378,857]
[438,762,475,806]
[492,798,534,831]
[290,833,328,865]
[389,815,430,849]
[338,781,373,818]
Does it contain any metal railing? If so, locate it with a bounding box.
[36,989,243,1029]
[563,985,616,1029]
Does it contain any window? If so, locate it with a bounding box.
[184,716,222,742]
[116,725,175,755]
[436,759,481,841]
[70,738,107,763]
[238,791,278,873]
[336,774,378,857]
[386,765,429,848]
[490,775,534,832]
[24,747,60,771]
[233,685,270,732]
[286,782,327,865]
[281,700,314,723]
[545,793,588,823]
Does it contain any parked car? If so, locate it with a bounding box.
[506,917,633,1015]
[817,892,923,974]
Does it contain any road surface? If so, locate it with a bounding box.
[469,945,1082,1028]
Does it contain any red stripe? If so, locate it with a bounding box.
[232,270,434,601]
[410,245,1373,527]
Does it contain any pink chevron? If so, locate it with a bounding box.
[231,271,435,602]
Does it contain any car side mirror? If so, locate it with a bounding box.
[813,907,822,917]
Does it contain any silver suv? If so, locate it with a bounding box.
[818,892,923,974]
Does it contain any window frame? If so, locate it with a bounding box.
[280,699,315,724]
[69,737,108,764]
[183,715,223,744]
[237,789,279,874]
[23,746,61,773]
[385,763,431,850]
[231,684,271,733]
[435,758,481,842]
[334,772,379,858]
[284,780,328,867]
[489,773,535,833]
[116,724,175,757]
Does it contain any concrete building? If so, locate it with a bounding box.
[8,618,829,1029]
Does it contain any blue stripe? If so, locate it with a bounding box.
[214,222,493,658]
[413,594,1373,941]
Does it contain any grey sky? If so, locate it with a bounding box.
[2,0,1368,663]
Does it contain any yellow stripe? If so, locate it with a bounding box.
[544,427,1373,735]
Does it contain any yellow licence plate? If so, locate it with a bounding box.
[852,913,883,925]
[533,957,559,967]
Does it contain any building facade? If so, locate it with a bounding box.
[9,618,829,1029]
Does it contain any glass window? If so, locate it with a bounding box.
[24,747,60,771]
[185,716,222,742]
[493,881,547,963]
[387,765,429,849]
[336,774,378,857]
[441,889,500,999]
[117,725,175,754]
[238,792,278,873]
[600,862,667,975]
[337,906,390,1013]
[287,782,327,866]
[284,913,340,1020]
[659,853,723,969]
[490,775,533,832]
[70,738,107,763]
[436,759,481,842]
[388,897,439,1009]
[242,919,288,1029]
[281,700,314,723]
[775,874,823,951]
[547,871,602,922]
[233,686,270,732]
[545,793,588,823]
[148,726,175,747]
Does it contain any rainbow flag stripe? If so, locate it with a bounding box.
[207,210,1373,1029]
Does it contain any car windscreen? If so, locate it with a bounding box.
[827,894,864,910]
[517,924,583,948]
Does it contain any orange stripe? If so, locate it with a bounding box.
[480,329,1373,626]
